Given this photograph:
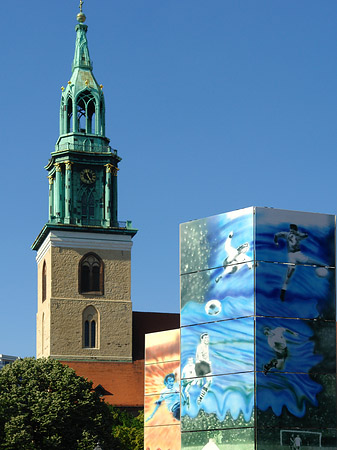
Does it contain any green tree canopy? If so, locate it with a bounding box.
[0,358,114,450]
[108,407,144,450]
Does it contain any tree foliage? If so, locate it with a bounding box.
[108,407,144,450]
[0,358,114,450]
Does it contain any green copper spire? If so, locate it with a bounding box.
[40,7,127,232]
[32,3,137,252]
[58,4,105,139]
[72,9,92,71]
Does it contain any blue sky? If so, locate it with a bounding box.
[2,1,337,357]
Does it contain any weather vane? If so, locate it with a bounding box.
[79,0,84,13]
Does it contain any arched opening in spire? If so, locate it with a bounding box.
[76,90,96,134]
[67,96,73,133]
[99,97,105,136]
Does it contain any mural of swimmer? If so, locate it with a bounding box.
[274,224,326,301]
[195,333,212,405]
[215,231,253,283]
[146,373,180,422]
[263,326,298,375]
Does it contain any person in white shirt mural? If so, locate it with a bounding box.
[294,434,302,449]
[195,333,212,405]
[181,357,198,408]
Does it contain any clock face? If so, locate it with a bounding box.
[80,168,96,184]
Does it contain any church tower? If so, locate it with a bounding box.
[32,5,137,363]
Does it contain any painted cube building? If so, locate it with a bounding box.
[146,207,337,450]
[144,329,181,450]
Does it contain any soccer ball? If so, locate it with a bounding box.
[205,299,222,316]
[315,267,328,278]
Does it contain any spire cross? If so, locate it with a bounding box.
[76,0,86,23]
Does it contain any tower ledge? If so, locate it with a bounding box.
[32,223,137,253]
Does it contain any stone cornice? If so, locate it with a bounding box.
[52,355,133,362]
[36,229,133,264]
[32,223,137,253]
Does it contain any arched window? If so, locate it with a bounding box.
[81,191,95,221]
[42,261,47,302]
[76,90,96,134]
[99,97,105,136]
[81,191,88,217]
[79,253,104,294]
[67,96,73,132]
[82,305,98,348]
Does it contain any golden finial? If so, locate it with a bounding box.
[68,81,71,85]
[100,84,103,90]
[61,86,65,91]
[77,0,86,23]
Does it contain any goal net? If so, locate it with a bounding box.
[280,429,322,447]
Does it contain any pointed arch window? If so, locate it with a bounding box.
[99,96,105,136]
[42,261,47,303]
[82,305,98,348]
[81,191,88,217]
[79,253,104,295]
[81,191,95,220]
[76,90,96,134]
[66,96,73,133]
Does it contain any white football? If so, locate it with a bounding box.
[315,267,328,278]
[205,299,222,316]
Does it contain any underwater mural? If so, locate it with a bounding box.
[144,207,337,449]
[255,261,335,320]
[256,317,335,375]
[255,207,335,267]
[180,266,254,326]
[181,318,254,378]
[180,207,254,327]
[181,371,254,431]
[180,207,254,275]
